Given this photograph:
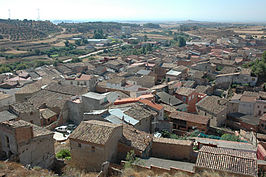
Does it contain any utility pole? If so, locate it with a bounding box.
[8,9,11,19]
[37,8,40,21]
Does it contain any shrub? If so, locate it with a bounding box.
[56,149,71,159]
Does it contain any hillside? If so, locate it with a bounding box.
[0,19,62,41]
[59,22,140,34]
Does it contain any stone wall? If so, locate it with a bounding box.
[151,138,193,161]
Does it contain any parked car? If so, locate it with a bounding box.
[55,126,68,133]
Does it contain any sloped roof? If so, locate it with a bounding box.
[120,124,152,152]
[69,120,122,145]
[176,87,195,96]
[196,96,228,115]
[156,92,182,106]
[196,146,257,177]
[170,111,210,125]
[139,99,163,111]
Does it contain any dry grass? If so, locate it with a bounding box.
[121,167,235,177]
[4,49,28,54]
[234,30,264,34]
[0,161,55,177]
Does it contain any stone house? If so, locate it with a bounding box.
[9,102,41,126]
[106,77,126,89]
[127,75,156,88]
[118,124,153,160]
[63,74,98,91]
[69,120,123,171]
[165,70,182,82]
[235,91,266,117]
[40,108,58,127]
[169,111,210,133]
[0,120,55,169]
[215,68,257,89]
[196,96,228,127]
[175,87,198,113]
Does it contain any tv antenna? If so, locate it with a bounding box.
[37,8,40,20]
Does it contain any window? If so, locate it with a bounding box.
[30,120,33,124]
[6,136,10,148]
[77,81,80,85]
[30,112,33,115]
[70,81,73,85]
[78,143,81,148]
[91,146,95,152]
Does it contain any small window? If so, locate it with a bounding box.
[70,81,73,85]
[91,146,95,152]
[30,120,33,124]
[30,112,33,115]
[78,143,81,148]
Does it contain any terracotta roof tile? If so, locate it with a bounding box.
[139,99,163,111]
[69,120,122,145]
[196,146,258,177]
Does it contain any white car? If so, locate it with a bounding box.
[55,126,68,133]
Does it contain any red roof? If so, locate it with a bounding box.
[114,98,139,105]
[139,99,163,111]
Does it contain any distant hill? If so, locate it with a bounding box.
[59,21,140,34]
[0,19,62,41]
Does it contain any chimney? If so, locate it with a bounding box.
[122,115,125,121]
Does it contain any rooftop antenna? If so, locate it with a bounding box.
[37,8,40,21]
[8,9,11,19]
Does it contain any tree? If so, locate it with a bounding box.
[221,134,240,142]
[144,35,148,42]
[178,36,186,47]
[75,39,82,46]
[64,40,70,47]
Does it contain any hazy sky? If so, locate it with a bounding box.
[0,0,266,22]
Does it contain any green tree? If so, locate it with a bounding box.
[221,134,240,142]
[178,36,186,47]
[64,40,70,47]
[75,39,82,46]
[144,35,148,42]
[56,149,71,160]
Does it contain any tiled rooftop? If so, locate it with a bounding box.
[120,124,152,152]
[69,120,122,145]
[196,146,257,177]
